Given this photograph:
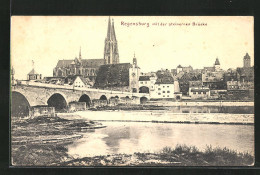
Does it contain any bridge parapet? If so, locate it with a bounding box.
[12,82,150,108]
[17,81,150,98]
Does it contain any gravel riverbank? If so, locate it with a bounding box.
[11,115,105,166]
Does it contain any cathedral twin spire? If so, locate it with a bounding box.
[77,17,119,65]
[104,17,119,64]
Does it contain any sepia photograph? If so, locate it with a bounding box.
[10,16,254,166]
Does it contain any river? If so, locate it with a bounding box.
[66,108,254,158]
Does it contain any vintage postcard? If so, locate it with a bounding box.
[10,16,254,166]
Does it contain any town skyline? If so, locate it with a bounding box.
[11,16,254,80]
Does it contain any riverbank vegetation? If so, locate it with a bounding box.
[12,143,253,166]
[60,145,254,166]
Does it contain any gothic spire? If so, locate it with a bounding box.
[106,17,117,41]
[104,17,119,64]
[79,46,82,60]
[111,19,117,41]
[107,16,112,40]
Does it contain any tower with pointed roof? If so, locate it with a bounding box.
[214,57,221,71]
[133,53,137,67]
[104,17,119,64]
[243,53,251,68]
[27,61,42,81]
[129,53,140,92]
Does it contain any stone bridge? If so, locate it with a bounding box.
[11,81,150,116]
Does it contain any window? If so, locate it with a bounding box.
[193,92,196,94]
[203,92,206,94]
[167,91,170,93]
[158,93,161,95]
[163,95,165,97]
[163,91,165,93]
[158,88,161,90]
[199,92,201,94]
[145,82,147,84]
[163,86,165,88]
[167,86,169,88]
[141,82,143,84]
[167,95,169,97]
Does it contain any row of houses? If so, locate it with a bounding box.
[23,53,253,101]
[138,54,254,100]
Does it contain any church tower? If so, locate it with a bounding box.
[104,17,119,64]
[214,57,221,71]
[243,53,251,68]
[129,53,140,93]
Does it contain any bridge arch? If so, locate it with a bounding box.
[47,93,67,112]
[79,94,91,107]
[140,96,148,104]
[139,86,150,93]
[11,91,30,117]
[100,95,108,101]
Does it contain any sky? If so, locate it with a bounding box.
[11,16,254,80]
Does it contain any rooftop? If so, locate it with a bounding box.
[139,76,151,81]
[56,58,104,68]
[215,58,220,65]
[28,68,40,75]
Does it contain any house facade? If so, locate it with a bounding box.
[189,87,210,99]
[150,70,175,99]
[138,73,157,94]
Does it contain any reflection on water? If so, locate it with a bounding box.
[67,122,254,158]
[167,106,254,114]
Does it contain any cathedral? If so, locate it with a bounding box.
[94,17,140,92]
[104,17,120,64]
[53,17,120,82]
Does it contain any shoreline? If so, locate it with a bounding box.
[147,101,254,107]
[12,143,254,166]
[59,145,254,166]
[81,119,254,125]
[58,110,254,125]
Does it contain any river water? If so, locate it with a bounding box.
[67,120,254,158]
[166,106,254,114]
